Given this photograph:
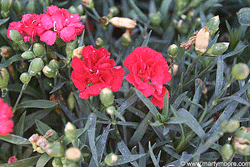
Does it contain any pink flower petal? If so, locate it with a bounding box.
[40,30,57,45]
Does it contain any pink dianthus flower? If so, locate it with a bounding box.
[0,98,14,136]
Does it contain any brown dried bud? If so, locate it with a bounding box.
[197,78,207,95]
[29,134,39,143]
[99,16,109,26]
[195,26,210,55]
[109,17,137,29]
[73,46,85,59]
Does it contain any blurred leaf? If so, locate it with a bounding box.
[139,142,146,167]
[141,30,152,47]
[0,134,30,145]
[0,17,9,26]
[78,29,85,47]
[8,84,42,98]
[113,154,146,166]
[35,120,59,140]
[160,0,172,21]
[17,100,57,109]
[237,8,250,26]
[0,54,23,68]
[36,154,51,167]
[148,142,160,167]
[118,140,139,167]
[15,111,26,157]
[50,81,65,94]
[222,45,247,59]
[1,155,41,167]
[128,0,148,22]
[219,95,250,106]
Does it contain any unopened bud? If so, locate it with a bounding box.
[100,88,114,107]
[20,72,31,84]
[195,27,210,55]
[9,30,22,42]
[52,158,63,167]
[0,46,13,58]
[205,42,229,57]
[106,106,116,115]
[234,137,250,156]
[221,144,234,161]
[105,153,118,166]
[109,6,119,17]
[109,17,137,29]
[0,68,9,89]
[232,63,250,80]
[33,43,46,57]
[47,141,65,157]
[1,0,13,18]
[206,16,220,36]
[73,46,84,59]
[65,122,76,142]
[167,44,178,58]
[65,147,82,162]
[43,65,57,78]
[62,159,77,167]
[235,127,250,141]
[96,37,104,48]
[226,120,240,133]
[21,50,35,60]
[66,39,78,59]
[67,92,75,111]
[82,0,94,10]
[68,6,78,14]
[149,11,162,26]
[28,58,44,76]
[13,0,23,18]
[76,4,84,15]
[121,30,131,47]
[26,0,36,14]
[49,59,60,71]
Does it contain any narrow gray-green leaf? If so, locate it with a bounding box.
[50,81,65,94]
[0,134,30,145]
[222,45,247,59]
[128,0,148,22]
[0,17,9,26]
[148,142,160,167]
[17,100,57,109]
[113,154,146,166]
[1,155,41,167]
[0,54,23,68]
[36,154,52,167]
[35,120,58,140]
[8,84,42,98]
[141,30,152,47]
[118,141,139,167]
[139,142,146,167]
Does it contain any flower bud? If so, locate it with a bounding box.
[62,159,77,167]
[0,46,13,58]
[52,158,63,167]
[226,120,240,133]
[205,42,229,57]
[65,122,76,142]
[96,37,104,48]
[73,46,84,59]
[149,11,162,26]
[20,72,31,84]
[235,127,250,141]
[1,0,13,18]
[167,44,178,58]
[109,17,137,29]
[106,106,116,115]
[104,153,118,166]
[82,0,94,10]
[67,92,75,111]
[109,6,119,17]
[28,58,44,76]
[234,137,250,156]
[9,30,22,42]
[47,141,65,157]
[65,147,82,162]
[100,88,114,107]
[49,59,60,71]
[206,16,220,36]
[68,6,78,14]
[33,43,46,57]
[26,0,36,14]
[21,50,35,60]
[195,27,210,55]
[76,4,84,16]
[121,30,131,47]
[221,144,234,161]
[0,68,9,89]
[43,65,57,78]
[232,63,250,80]
[13,0,23,18]
[66,39,78,59]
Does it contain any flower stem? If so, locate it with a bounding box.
[12,83,28,114]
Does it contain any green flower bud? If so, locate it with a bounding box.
[167,44,178,58]
[96,37,104,48]
[64,122,76,142]
[100,88,114,107]
[205,42,229,57]
[76,4,84,15]
[121,30,131,47]
[206,16,220,36]
[66,39,78,59]
[226,120,240,133]
[234,137,250,156]
[149,11,162,26]
[1,0,13,17]
[62,159,77,167]
[247,86,250,101]
[26,0,36,14]
[47,141,65,157]
[67,92,75,111]
[82,0,94,10]
[232,63,250,80]
[221,144,234,161]
[39,0,49,6]
[0,68,9,89]
[104,153,118,166]
[106,106,116,115]
[49,59,60,71]
[33,43,46,57]
[65,147,82,162]
[109,6,119,17]
[13,0,23,18]
[52,158,63,167]
[20,72,31,84]
[176,0,189,11]
[68,6,78,14]
[235,127,250,141]
[28,58,44,76]
[0,46,13,58]
[21,51,35,60]
[43,65,57,78]
[9,30,22,42]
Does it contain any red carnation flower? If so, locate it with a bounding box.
[124,47,171,109]
[37,5,84,45]
[8,156,18,163]
[71,45,125,99]
[0,98,14,136]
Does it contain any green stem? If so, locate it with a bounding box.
[92,8,100,19]
[12,83,27,114]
